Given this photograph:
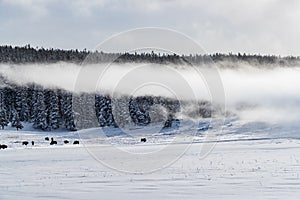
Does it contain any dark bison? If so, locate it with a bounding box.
[0,144,8,149]
[22,141,29,146]
[73,140,79,145]
[141,138,147,142]
[45,137,49,141]
[31,141,34,146]
[64,140,69,144]
[50,138,57,145]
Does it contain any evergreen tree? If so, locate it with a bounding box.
[0,89,8,129]
[11,110,23,130]
[0,84,182,131]
[95,95,115,127]
[15,86,29,121]
[73,93,99,129]
[61,93,76,131]
[47,91,60,130]
[111,96,132,128]
[3,87,16,121]
[32,88,48,130]
[129,97,151,126]
[26,85,35,122]
[0,109,8,129]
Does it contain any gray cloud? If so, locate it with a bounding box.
[0,0,299,55]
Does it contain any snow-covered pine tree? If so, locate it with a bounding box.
[95,95,115,127]
[46,90,60,130]
[57,89,64,127]
[0,109,8,129]
[3,87,16,122]
[15,86,30,121]
[26,84,35,122]
[32,87,48,130]
[11,109,17,127]
[111,95,132,128]
[11,109,23,130]
[95,95,106,126]
[73,93,99,129]
[61,92,76,131]
[0,90,8,129]
[128,97,137,124]
[129,97,152,126]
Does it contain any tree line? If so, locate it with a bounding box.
[1,45,299,66]
[0,85,76,131]
[0,83,191,131]
[0,82,214,131]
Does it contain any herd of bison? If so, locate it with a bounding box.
[0,137,80,150]
[0,137,149,150]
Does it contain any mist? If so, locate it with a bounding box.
[1,62,300,124]
[221,66,300,124]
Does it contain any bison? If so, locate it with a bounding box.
[64,140,69,144]
[73,140,79,145]
[50,138,57,145]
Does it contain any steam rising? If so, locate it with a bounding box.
[0,62,300,124]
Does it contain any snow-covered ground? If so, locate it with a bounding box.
[1,120,300,199]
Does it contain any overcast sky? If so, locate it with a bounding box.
[0,0,299,55]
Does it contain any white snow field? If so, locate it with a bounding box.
[1,120,300,200]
